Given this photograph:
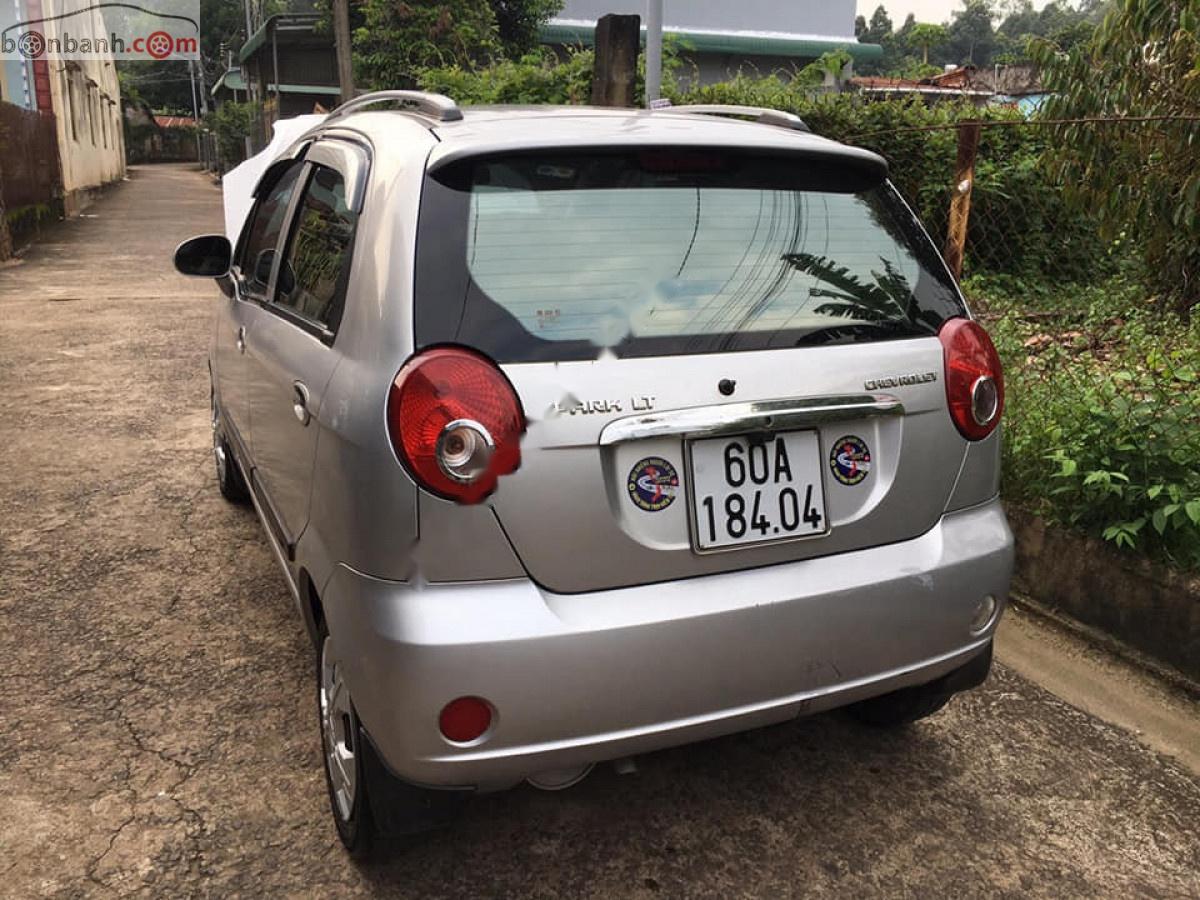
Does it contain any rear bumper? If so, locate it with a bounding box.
[321,498,1013,790]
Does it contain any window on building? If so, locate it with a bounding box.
[63,70,76,142]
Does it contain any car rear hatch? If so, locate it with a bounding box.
[414,142,972,594]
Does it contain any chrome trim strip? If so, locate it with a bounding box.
[249,469,297,562]
[598,394,904,446]
[246,474,301,603]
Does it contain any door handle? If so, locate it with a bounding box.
[236,326,246,354]
[292,381,311,425]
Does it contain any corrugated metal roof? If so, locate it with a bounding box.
[211,67,246,95]
[211,67,337,98]
[238,12,323,64]
[849,67,994,98]
[154,115,196,129]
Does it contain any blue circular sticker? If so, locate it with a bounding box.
[830,436,872,486]
[627,457,679,512]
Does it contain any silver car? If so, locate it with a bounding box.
[175,92,1013,856]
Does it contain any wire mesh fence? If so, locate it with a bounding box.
[852,114,1199,569]
[847,116,1123,288]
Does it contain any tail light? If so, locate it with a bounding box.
[386,346,525,503]
[938,317,1004,441]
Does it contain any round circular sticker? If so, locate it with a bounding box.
[627,457,679,512]
[830,436,872,486]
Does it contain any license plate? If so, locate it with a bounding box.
[689,430,828,551]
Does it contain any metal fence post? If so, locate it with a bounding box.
[645,0,663,106]
[944,120,981,281]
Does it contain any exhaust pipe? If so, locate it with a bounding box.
[526,763,594,791]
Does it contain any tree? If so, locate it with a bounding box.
[1032,0,1200,312]
[908,22,948,64]
[117,0,256,115]
[994,0,1097,61]
[946,0,999,66]
[870,12,928,76]
[862,5,894,44]
[201,0,251,66]
[203,99,260,164]
[117,61,194,114]
[998,0,1039,39]
[489,0,563,57]
[354,0,500,89]
[352,0,563,90]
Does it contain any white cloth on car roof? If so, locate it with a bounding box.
[222,114,327,245]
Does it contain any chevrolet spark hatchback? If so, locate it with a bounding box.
[174,92,1013,857]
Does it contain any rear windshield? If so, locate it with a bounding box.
[415,149,964,362]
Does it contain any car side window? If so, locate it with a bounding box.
[234,161,304,297]
[274,164,357,334]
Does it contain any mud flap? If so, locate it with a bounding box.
[360,731,473,836]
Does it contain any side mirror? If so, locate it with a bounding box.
[174,234,232,278]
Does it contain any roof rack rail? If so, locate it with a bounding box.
[663,104,810,134]
[326,90,463,123]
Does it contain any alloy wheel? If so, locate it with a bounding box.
[319,635,358,821]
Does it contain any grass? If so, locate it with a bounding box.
[964,272,1200,571]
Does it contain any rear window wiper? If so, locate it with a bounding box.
[791,320,931,347]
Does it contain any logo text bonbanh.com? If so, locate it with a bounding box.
[0,0,199,61]
[3,29,196,59]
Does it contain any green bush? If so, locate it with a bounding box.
[203,101,260,168]
[976,275,1200,569]
[419,48,593,105]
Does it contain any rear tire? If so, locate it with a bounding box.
[317,626,379,859]
[847,682,952,727]
[315,625,468,858]
[848,642,994,728]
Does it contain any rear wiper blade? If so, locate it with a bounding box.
[792,320,927,347]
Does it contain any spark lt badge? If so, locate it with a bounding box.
[863,372,937,391]
[551,396,656,415]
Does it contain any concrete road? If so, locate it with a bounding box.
[1,165,1198,898]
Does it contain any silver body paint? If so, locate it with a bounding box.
[209,106,1013,789]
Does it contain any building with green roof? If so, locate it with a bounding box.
[542,1,880,85]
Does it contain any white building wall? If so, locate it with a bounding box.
[553,0,858,40]
[42,0,125,213]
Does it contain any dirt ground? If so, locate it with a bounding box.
[1,164,1198,898]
